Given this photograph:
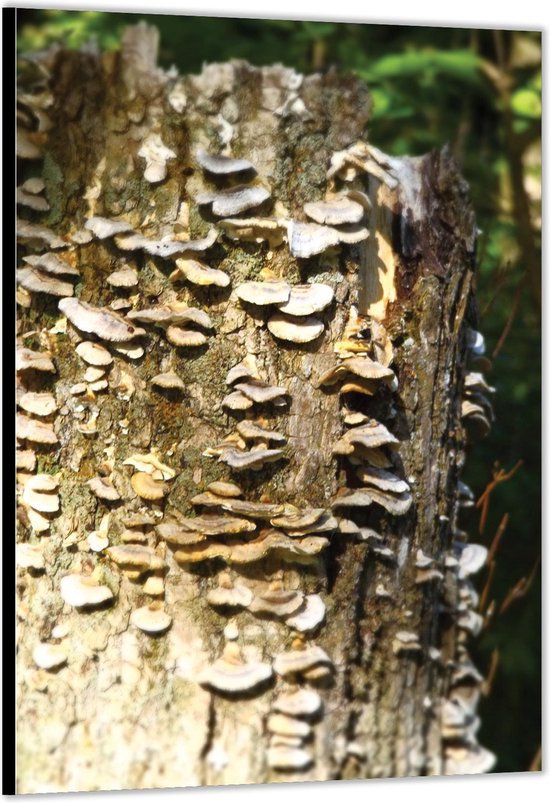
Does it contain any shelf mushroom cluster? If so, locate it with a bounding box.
[461,333,496,440]
[320,327,412,524]
[439,327,497,775]
[16,344,60,537]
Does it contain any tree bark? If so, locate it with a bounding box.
[16,24,494,792]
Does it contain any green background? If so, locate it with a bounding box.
[17,9,542,774]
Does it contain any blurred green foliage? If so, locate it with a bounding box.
[17,9,541,775]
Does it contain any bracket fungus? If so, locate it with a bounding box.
[16,543,45,571]
[267,714,311,739]
[286,220,340,258]
[106,268,139,289]
[217,446,285,471]
[75,341,114,367]
[59,298,146,342]
[218,217,287,248]
[273,689,322,718]
[18,392,58,417]
[235,280,291,307]
[87,476,121,502]
[16,347,56,374]
[267,746,313,772]
[392,631,422,655]
[59,574,114,608]
[22,252,80,277]
[17,414,58,445]
[267,312,325,344]
[285,594,326,632]
[130,602,172,634]
[304,195,365,226]
[17,267,75,298]
[276,283,334,317]
[84,216,134,240]
[196,185,271,217]
[207,480,243,498]
[196,149,256,176]
[21,474,60,513]
[198,643,272,695]
[273,644,334,678]
[249,589,304,617]
[17,219,67,249]
[32,643,68,671]
[114,228,218,258]
[137,133,176,183]
[150,371,185,391]
[234,380,288,405]
[170,258,230,288]
[130,472,167,500]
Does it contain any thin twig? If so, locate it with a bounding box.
[487,513,510,564]
[476,461,523,534]
[499,556,541,615]
[481,648,500,696]
[479,560,496,615]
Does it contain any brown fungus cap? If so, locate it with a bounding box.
[16,543,45,571]
[222,391,254,411]
[270,508,326,530]
[131,472,167,500]
[150,371,185,390]
[225,355,261,385]
[166,327,208,348]
[206,480,243,498]
[107,545,165,570]
[218,217,286,248]
[170,258,230,288]
[285,594,326,633]
[267,713,311,738]
[161,514,256,537]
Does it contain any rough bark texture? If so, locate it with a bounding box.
[16,25,493,793]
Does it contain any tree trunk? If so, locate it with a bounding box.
[16,24,494,793]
